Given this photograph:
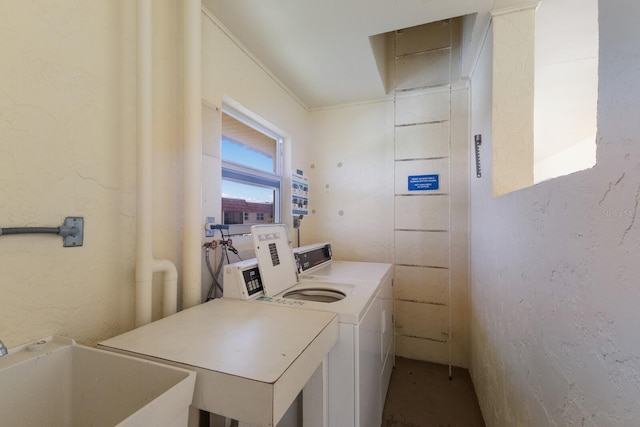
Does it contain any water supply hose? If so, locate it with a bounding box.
[0,227,60,236]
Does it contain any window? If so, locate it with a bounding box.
[533,0,598,183]
[490,1,598,195]
[221,106,282,235]
[225,211,244,225]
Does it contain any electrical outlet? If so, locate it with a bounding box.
[205,217,216,237]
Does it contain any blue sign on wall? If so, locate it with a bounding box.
[408,174,439,191]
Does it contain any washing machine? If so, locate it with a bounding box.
[223,225,393,427]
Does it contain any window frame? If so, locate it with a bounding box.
[221,104,283,236]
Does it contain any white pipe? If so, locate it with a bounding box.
[135,0,153,327]
[135,0,178,327]
[155,259,178,318]
[182,0,203,309]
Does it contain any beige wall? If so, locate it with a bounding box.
[2,1,139,347]
[304,101,394,262]
[200,7,313,298]
[0,1,312,348]
[470,0,640,425]
[306,43,471,367]
[0,0,188,346]
[200,7,312,177]
[300,88,469,366]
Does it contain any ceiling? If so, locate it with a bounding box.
[202,0,496,110]
[202,0,599,172]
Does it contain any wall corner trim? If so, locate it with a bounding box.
[201,4,309,111]
[490,1,540,18]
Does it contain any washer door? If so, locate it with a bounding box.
[283,288,346,303]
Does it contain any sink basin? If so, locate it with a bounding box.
[0,336,196,427]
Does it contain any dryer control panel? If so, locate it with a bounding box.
[294,243,332,273]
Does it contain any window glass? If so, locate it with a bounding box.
[222,113,276,173]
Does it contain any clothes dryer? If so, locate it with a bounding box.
[294,243,395,427]
[294,242,392,284]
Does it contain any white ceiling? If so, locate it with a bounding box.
[202,0,495,109]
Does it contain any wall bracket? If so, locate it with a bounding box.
[61,217,84,247]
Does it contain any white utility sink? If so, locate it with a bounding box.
[0,336,196,427]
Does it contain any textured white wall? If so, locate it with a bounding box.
[491,6,536,196]
[470,1,640,425]
[534,136,597,184]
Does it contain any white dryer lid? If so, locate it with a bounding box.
[251,224,299,296]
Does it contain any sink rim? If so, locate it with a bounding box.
[0,335,197,427]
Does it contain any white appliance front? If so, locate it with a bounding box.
[223,233,393,427]
[295,243,395,427]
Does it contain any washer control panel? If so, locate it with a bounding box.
[224,241,333,300]
[223,260,264,300]
[241,266,264,296]
[256,296,306,306]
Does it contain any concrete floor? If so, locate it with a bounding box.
[382,357,486,427]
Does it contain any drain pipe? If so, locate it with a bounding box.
[135,0,178,327]
[182,0,203,310]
